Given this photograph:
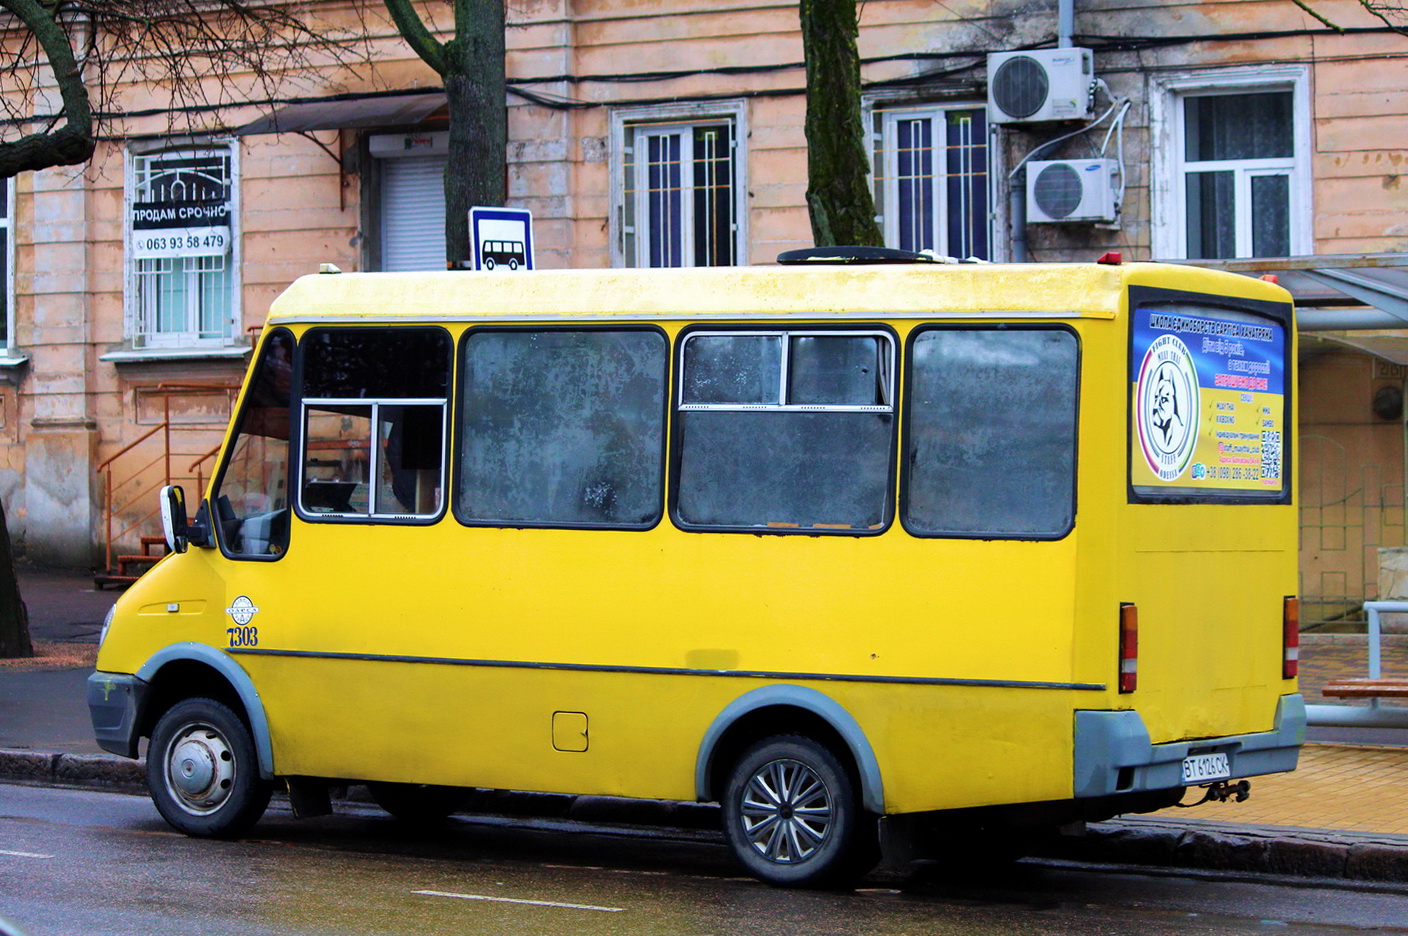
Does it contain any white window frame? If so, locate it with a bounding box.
[610,101,748,268]
[865,100,993,260]
[1150,66,1311,260]
[2,177,13,352]
[123,140,242,350]
[299,395,448,520]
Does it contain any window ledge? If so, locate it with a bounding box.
[0,353,30,369]
[101,347,251,364]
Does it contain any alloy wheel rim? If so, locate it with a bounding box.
[739,758,834,863]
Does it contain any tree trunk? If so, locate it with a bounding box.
[443,0,508,265]
[799,0,882,247]
[0,498,32,659]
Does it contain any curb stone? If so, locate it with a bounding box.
[1041,818,1408,884]
[0,749,144,793]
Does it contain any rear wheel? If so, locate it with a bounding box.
[367,782,468,826]
[147,697,272,837]
[721,735,877,887]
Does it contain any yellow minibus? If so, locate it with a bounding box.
[89,250,1303,886]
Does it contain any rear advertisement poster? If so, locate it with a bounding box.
[1131,303,1286,497]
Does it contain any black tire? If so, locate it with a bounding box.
[367,782,468,826]
[508,258,519,270]
[147,697,272,838]
[484,257,496,270]
[721,735,878,887]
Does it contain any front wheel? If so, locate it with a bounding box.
[147,698,272,838]
[721,735,878,887]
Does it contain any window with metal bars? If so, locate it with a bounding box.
[127,146,237,348]
[622,119,738,268]
[872,105,990,261]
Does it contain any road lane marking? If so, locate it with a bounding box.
[413,890,624,913]
[0,850,54,859]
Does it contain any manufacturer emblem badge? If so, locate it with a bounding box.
[225,595,259,626]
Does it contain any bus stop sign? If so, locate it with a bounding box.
[470,207,534,271]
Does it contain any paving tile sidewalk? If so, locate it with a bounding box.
[1148,743,1408,835]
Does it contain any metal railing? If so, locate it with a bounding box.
[1305,601,1408,729]
[95,382,237,580]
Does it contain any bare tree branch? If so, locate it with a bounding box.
[1291,0,1408,34]
[0,0,377,176]
[1288,0,1345,30]
[0,0,94,176]
[382,0,447,75]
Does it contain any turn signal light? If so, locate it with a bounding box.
[1119,603,1138,693]
[1283,596,1300,680]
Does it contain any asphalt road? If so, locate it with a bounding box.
[6,784,1408,936]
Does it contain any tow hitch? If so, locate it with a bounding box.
[1179,779,1251,808]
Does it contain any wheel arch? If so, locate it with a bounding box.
[695,685,884,814]
[137,643,275,780]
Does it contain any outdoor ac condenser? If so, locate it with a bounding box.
[986,48,1095,124]
[1026,158,1120,223]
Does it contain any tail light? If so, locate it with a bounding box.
[1283,596,1300,679]
[1119,603,1138,693]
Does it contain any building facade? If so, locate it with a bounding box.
[1,0,1405,606]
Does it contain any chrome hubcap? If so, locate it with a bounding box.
[165,724,236,816]
[739,758,833,863]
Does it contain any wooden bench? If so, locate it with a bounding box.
[1322,678,1408,700]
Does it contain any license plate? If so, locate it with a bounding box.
[1181,752,1231,784]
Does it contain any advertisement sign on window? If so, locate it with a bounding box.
[131,155,232,260]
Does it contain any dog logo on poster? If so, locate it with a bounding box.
[1136,334,1200,482]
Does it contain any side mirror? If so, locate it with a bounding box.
[160,485,190,554]
[160,485,212,554]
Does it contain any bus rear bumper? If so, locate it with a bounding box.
[1072,693,1305,798]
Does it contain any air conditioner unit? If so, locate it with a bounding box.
[987,48,1094,124]
[1026,159,1119,223]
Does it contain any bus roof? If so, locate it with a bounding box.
[265,261,1292,326]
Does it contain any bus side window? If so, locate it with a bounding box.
[211,329,294,559]
[903,327,1079,538]
[456,328,667,528]
[297,327,451,522]
[674,330,895,532]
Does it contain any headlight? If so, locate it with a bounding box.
[99,605,116,649]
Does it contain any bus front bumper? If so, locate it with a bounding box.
[86,671,149,759]
[1072,693,1305,798]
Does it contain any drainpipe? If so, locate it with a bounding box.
[1009,168,1028,263]
[1059,0,1075,48]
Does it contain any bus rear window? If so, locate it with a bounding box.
[1130,297,1288,502]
